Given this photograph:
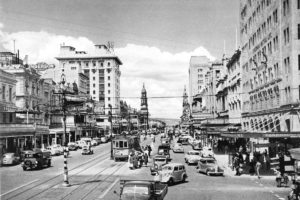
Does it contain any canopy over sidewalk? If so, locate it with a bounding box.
[289,148,300,160]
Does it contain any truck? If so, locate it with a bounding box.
[21,149,51,170]
[115,179,168,200]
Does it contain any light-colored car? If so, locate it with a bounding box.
[67,142,78,151]
[172,143,184,153]
[76,140,87,149]
[81,145,93,155]
[2,153,20,165]
[100,136,108,143]
[150,155,169,175]
[201,146,214,158]
[197,157,224,176]
[91,139,98,146]
[160,163,188,185]
[45,146,61,156]
[184,150,201,165]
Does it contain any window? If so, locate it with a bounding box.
[108,83,110,87]
[108,62,110,67]
[9,113,13,123]
[108,97,111,101]
[85,62,89,67]
[93,90,95,94]
[108,76,110,80]
[298,55,300,70]
[2,85,5,100]
[284,27,290,44]
[100,62,103,67]
[108,90,110,94]
[9,87,12,101]
[93,84,95,87]
[298,0,300,9]
[174,166,179,171]
[93,77,95,81]
[298,24,300,39]
[71,67,76,70]
[273,9,277,24]
[93,62,96,67]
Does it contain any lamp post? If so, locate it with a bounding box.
[108,104,113,159]
[53,73,69,187]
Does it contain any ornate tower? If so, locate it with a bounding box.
[140,83,149,130]
[181,85,190,122]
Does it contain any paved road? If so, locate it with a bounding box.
[0,135,292,200]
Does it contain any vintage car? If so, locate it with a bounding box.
[150,155,169,175]
[67,142,78,151]
[172,143,184,153]
[21,149,51,170]
[201,146,214,158]
[192,142,203,151]
[184,150,202,165]
[2,153,20,165]
[116,180,168,200]
[81,145,93,155]
[177,137,189,145]
[160,163,188,185]
[44,146,61,156]
[196,157,224,176]
[157,144,171,159]
[51,144,64,154]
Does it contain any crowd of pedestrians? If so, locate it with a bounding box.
[128,145,152,169]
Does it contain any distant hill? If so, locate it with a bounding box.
[151,118,180,126]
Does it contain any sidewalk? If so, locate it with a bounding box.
[214,153,277,181]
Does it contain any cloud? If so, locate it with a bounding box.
[0,28,215,119]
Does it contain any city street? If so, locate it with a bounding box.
[1,135,292,200]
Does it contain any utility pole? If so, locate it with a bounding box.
[109,104,113,160]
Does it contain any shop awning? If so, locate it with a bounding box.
[221,131,300,138]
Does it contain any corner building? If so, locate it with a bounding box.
[240,0,300,155]
[56,45,122,115]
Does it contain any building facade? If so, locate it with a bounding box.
[140,84,149,131]
[55,45,122,115]
[239,0,300,153]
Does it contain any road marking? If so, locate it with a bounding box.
[278,198,285,200]
[0,179,39,197]
[274,194,280,198]
[98,177,120,199]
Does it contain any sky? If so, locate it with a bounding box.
[0,0,240,119]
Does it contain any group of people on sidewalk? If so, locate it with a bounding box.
[128,145,152,169]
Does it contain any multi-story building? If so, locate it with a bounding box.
[0,69,18,153]
[239,0,300,154]
[189,56,210,113]
[1,52,50,151]
[55,45,122,116]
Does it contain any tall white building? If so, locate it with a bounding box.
[189,56,210,113]
[56,45,122,115]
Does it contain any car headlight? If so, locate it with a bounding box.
[35,161,38,164]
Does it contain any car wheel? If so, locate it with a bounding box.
[23,166,27,171]
[206,170,210,176]
[168,178,174,186]
[47,160,51,167]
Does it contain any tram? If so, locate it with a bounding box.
[112,135,141,161]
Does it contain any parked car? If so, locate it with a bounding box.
[81,145,93,155]
[184,150,202,165]
[196,157,224,176]
[2,153,20,165]
[116,179,168,200]
[177,137,189,145]
[201,146,214,158]
[51,144,64,154]
[150,155,169,175]
[93,137,102,145]
[21,149,51,170]
[160,163,188,185]
[172,143,184,153]
[44,146,61,156]
[67,142,78,151]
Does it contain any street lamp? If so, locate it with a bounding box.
[53,73,70,187]
[108,104,113,159]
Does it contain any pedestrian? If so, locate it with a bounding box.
[249,159,255,175]
[148,145,152,157]
[144,152,148,166]
[234,154,241,176]
[256,160,262,179]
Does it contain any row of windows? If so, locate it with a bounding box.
[1,113,14,123]
[69,61,111,67]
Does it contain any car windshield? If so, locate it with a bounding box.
[123,185,149,195]
[162,166,173,171]
[155,158,166,162]
[207,160,216,164]
[4,153,14,158]
[25,153,39,158]
[189,152,200,155]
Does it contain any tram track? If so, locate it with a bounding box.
[2,150,111,200]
